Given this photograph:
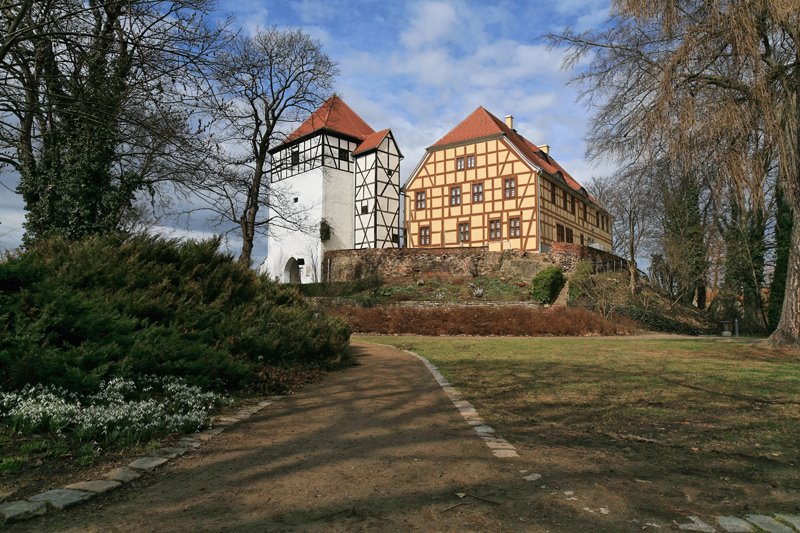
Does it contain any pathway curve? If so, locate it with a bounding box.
[12,343,669,532]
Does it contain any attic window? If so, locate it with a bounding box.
[338,148,348,161]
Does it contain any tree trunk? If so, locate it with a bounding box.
[238,215,255,266]
[238,154,266,267]
[768,209,800,346]
[628,259,638,295]
[628,215,638,295]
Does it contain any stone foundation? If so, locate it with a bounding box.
[322,245,623,282]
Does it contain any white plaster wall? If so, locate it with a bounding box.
[263,167,324,284]
[321,165,355,253]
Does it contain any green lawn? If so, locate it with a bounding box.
[358,335,800,516]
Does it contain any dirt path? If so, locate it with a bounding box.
[18,342,627,532]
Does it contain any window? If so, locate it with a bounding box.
[466,154,476,168]
[595,210,600,226]
[361,204,369,215]
[550,183,556,203]
[571,197,576,215]
[504,178,517,198]
[291,149,299,167]
[456,157,465,170]
[450,186,462,206]
[419,226,431,246]
[556,223,565,242]
[338,147,348,161]
[387,169,394,177]
[583,203,588,221]
[293,197,298,203]
[562,189,568,209]
[392,233,400,244]
[415,191,426,209]
[580,234,585,246]
[566,228,574,244]
[472,183,484,202]
[489,219,502,240]
[509,217,521,238]
[458,222,470,242]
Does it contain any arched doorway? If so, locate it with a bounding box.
[283,257,301,284]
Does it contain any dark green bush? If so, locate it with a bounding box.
[0,234,350,393]
[529,266,566,304]
[568,260,593,302]
[298,277,382,297]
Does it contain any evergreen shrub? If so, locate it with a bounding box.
[0,234,350,393]
[529,266,566,304]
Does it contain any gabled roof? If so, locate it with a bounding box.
[275,95,375,151]
[353,128,391,156]
[429,107,507,148]
[427,106,598,207]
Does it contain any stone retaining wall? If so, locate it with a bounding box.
[322,244,623,282]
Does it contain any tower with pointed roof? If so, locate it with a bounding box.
[403,107,612,252]
[264,95,402,283]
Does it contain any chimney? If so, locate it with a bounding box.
[504,115,513,129]
[538,144,550,154]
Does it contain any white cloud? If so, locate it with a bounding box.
[400,1,460,50]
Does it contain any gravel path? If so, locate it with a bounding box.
[20,342,603,532]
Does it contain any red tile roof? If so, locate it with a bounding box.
[353,129,390,156]
[278,95,375,147]
[429,106,596,205]
[429,107,508,148]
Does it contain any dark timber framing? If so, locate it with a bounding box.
[353,131,402,249]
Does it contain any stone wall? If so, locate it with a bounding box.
[322,245,626,282]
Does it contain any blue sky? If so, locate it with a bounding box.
[0,0,615,264]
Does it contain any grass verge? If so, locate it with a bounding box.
[359,335,800,517]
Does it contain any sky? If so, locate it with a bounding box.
[0,0,615,265]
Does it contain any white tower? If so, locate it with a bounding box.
[264,96,402,283]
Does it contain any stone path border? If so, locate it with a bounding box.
[0,398,280,527]
[403,347,800,531]
[403,349,519,458]
[676,513,800,532]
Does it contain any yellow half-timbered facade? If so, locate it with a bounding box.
[403,107,612,252]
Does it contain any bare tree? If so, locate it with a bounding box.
[553,0,800,346]
[589,164,658,295]
[198,27,337,266]
[0,0,226,240]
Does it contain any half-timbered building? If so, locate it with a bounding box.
[263,95,402,283]
[403,107,612,252]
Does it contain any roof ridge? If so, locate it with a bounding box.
[272,95,375,151]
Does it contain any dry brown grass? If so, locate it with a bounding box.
[330,305,637,336]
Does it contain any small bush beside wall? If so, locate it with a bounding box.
[529,266,566,304]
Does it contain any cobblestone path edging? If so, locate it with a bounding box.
[403,350,800,532]
[0,398,281,527]
[404,349,519,459]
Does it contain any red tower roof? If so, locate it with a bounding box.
[280,95,375,147]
